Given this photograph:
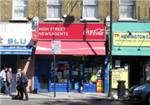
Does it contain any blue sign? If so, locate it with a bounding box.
[8,38,26,45]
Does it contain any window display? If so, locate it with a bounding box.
[51,62,69,83]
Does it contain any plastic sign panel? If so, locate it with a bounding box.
[38,23,106,41]
[113,32,150,46]
[0,23,32,46]
[52,40,61,54]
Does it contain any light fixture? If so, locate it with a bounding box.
[62,14,75,24]
[147,31,150,35]
[118,47,121,51]
[137,48,141,51]
[128,31,132,35]
[62,14,68,19]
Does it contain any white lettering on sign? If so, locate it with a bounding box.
[39,27,66,32]
[84,28,104,36]
[39,32,69,36]
[39,27,69,36]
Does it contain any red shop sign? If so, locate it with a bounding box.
[38,23,106,41]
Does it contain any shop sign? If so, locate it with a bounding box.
[114,32,150,46]
[38,23,106,41]
[52,40,61,54]
[0,37,32,46]
[0,23,32,46]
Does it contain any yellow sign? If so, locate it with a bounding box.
[111,69,128,89]
[113,32,150,46]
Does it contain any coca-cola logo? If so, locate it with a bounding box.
[84,28,104,36]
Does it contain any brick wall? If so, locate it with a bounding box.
[0,0,150,22]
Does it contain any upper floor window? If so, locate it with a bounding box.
[82,0,99,21]
[119,0,135,20]
[46,0,62,20]
[12,0,28,20]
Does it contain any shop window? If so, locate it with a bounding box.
[82,0,99,21]
[46,0,62,21]
[51,63,68,83]
[12,0,28,21]
[83,67,103,84]
[119,0,136,21]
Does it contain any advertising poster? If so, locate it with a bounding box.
[111,69,128,89]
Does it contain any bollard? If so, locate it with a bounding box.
[117,80,125,99]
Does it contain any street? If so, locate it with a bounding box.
[1,98,144,105]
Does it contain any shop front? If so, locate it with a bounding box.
[0,23,34,92]
[111,22,150,89]
[34,23,107,92]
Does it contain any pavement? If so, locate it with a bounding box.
[0,91,129,100]
[0,93,133,105]
[0,92,112,100]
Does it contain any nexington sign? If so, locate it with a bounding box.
[0,23,33,46]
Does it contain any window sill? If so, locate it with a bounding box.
[44,18,64,22]
[80,18,100,22]
[118,18,137,22]
[10,18,28,22]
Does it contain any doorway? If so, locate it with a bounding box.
[129,59,144,87]
[1,55,17,92]
[37,59,50,92]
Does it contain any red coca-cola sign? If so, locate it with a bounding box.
[38,23,106,41]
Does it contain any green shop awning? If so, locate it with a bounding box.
[112,47,150,56]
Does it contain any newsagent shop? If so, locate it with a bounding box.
[33,23,107,92]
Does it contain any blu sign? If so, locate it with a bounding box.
[0,36,32,46]
[8,38,26,45]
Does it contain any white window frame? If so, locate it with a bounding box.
[119,0,136,21]
[81,0,99,21]
[12,0,28,21]
[45,0,62,21]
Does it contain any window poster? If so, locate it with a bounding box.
[85,68,89,73]
[73,71,78,76]
[111,69,129,89]
[57,72,62,78]
[115,60,120,68]
[89,68,92,73]
[145,64,150,81]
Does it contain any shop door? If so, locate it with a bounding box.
[71,66,81,92]
[50,61,70,92]
[130,61,142,86]
[37,59,50,92]
[1,56,17,92]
